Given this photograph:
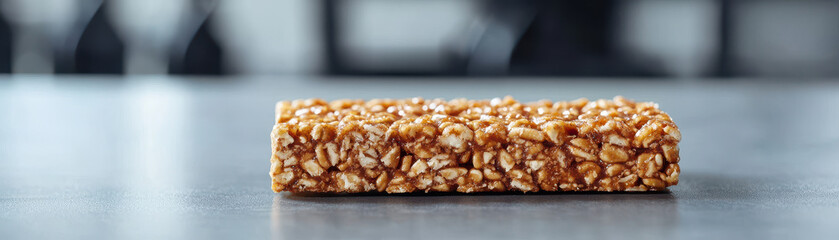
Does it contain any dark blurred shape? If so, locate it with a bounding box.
[462,1,534,75]
[321,0,341,75]
[507,0,661,76]
[714,0,733,77]
[55,1,125,74]
[75,3,124,74]
[169,0,225,75]
[0,12,11,73]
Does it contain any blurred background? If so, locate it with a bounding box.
[1,0,838,78]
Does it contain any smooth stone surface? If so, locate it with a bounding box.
[1,76,838,239]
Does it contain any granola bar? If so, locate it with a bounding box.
[270,96,680,193]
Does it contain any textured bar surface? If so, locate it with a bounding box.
[270,96,680,193]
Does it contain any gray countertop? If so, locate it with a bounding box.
[1,76,838,239]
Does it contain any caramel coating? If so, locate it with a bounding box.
[270,96,680,193]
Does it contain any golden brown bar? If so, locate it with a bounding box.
[270,96,680,193]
